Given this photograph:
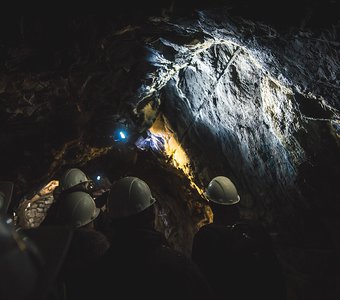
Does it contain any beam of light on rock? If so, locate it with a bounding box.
[149,114,206,197]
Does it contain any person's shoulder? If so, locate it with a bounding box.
[160,245,203,271]
[195,223,221,234]
[154,243,195,267]
[233,219,273,245]
[195,222,235,237]
[75,227,109,242]
[192,223,231,249]
[239,218,269,232]
[72,228,110,256]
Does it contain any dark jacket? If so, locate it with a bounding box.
[83,227,215,300]
[59,228,110,300]
[192,220,286,300]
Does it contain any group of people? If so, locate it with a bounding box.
[0,169,287,300]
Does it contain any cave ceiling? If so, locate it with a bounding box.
[0,0,339,251]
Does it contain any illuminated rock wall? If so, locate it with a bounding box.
[139,11,339,247]
[0,8,339,299]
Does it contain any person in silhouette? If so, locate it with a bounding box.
[0,216,43,300]
[86,176,215,300]
[192,176,286,300]
[52,191,110,300]
[42,168,95,226]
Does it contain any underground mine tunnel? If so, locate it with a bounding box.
[0,1,339,299]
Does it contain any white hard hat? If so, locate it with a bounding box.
[205,176,240,205]
[56,191,100,228]
[107,176,156,219]
[59,168,92,192]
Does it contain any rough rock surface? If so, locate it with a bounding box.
[0,2,339,299]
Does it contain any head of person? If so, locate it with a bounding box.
[55,191,100,229]
[55,168,94,198]
[0,217,44,300]
[106,176,156,229]
[205,176,241,223]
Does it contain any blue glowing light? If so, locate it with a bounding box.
[112,128,128,142]
[96,176,101,181]
[119,131,126,139]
